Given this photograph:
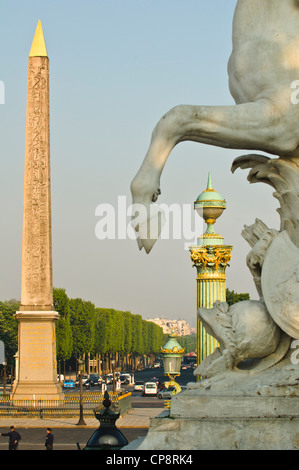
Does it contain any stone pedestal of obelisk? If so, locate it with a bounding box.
[12,20,63,400]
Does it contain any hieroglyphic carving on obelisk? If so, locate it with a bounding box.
[13,20,63,400]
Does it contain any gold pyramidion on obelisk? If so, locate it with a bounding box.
[29,19,48,57]
[13,20,63,400]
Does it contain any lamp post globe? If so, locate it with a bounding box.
[161,330,184,394]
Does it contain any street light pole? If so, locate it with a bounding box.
[76,371,86,426]
[112,362,116,395]
[3,361,6,395]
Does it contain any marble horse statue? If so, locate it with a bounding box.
[130,0,299,376]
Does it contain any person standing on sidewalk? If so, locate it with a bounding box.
[0,425,21,450]
[45,428,54,450]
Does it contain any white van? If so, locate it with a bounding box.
[142,381,158,396]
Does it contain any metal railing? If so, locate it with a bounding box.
[0,391,131,418]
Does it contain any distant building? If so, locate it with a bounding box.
[147,318,195,336]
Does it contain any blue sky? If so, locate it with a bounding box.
[0,1,279,327]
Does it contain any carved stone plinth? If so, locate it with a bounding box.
[12,311,63,400]
[131,404,299,450]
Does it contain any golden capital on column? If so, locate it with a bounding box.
[190,245,232,270]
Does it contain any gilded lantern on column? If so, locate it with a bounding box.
[189,173,232,367]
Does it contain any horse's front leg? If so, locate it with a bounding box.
[131,100,297,252]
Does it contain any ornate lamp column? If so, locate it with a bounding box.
[189,173,232,367]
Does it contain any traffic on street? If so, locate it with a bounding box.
[0,364,197,450]
[60,362,197,403]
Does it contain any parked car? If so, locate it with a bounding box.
[157,386,176,399]
[134,381,144,391]
[142,381,158,396]
[63,379,75,389]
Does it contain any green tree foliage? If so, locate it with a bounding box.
[147,321,164,354]
[94,308,112,356]
[226,288,250,306]
[112,310,125,355]
[131,314,144,356]
[178,334,197,354]
[0,300,19,364]
[70,298,96,358]
[0,289,165,367]
[54,288,73,362]
[123,311,133,356]
[94,309,163,358]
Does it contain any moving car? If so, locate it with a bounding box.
[122,373,132,384]
[142,381,158,396]
[150,377,163,390]
[63,379,75,389]
[105,374,113,384]
[119,375,130,384]
[75,374,89,387]
[134,381,144,391]
[89,374,101,386]
[157,386,176,399]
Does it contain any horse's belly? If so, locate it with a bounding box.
[228,38,279,102]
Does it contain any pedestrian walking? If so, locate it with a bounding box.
[45,428,54,450]
[0,425,21,450]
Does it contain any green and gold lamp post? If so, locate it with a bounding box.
[189,173,233,370]
[161,330,185,394]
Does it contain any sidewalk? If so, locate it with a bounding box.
[0,407,165,429]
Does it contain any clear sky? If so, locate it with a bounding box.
[0,0,280,327]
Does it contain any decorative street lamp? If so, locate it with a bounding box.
[76,359,86,426]
[161,330,185,394]
[82,391,128,450]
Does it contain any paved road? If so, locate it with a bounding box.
[132,366,196,388]
[0,367,196,451]
[0,426,148,451]
[131,395,164,407]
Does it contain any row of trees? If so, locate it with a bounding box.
[0,287,249,375]
[0,289,165,374]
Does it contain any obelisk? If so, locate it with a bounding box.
[12,20,63,400]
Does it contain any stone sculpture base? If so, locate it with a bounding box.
[12,311,63,401]
[133,397,299,450]
[126,354,299,450]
